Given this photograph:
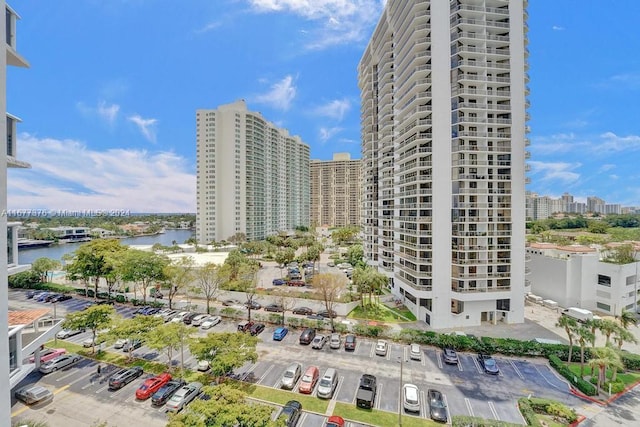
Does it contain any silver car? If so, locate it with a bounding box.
[329,333,341,349]
[165,381,202,412]
[56,328,84,339]
[39,354,81,374]
[15,384,53,405]
[281,362,302,390]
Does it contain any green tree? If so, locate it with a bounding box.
[145,321,193,373]
[119,249,169,304]
[189,332,258,378]
[556,315,577,363]
[103,314,163,360]
[598,318,619,346]
[587,220,609,234]
[312,273,345,331]
[163,256,195,309]
[588,346,624,392]
[62,305,115,354]
[345,244,365,267]
[193,262,224,314]
[575,325,595,377]
[618,309,638,330]
[31,257,61,283]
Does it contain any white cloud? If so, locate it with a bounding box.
[128,114,158,143]
[597,132,640,152]
[609,73,640,89]
[196,21,222,34]
[314,98,351,121]
[253,75,297,111]
[247,0,384,50]
[319,126,342,141]
[598,164,616,173]
[528,161,581,183]
[77,100,120,126]
[8,133,195,213]
[552,25,565,31]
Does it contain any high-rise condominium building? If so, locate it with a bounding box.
[196,100,310,243]
[359,0,529,328]
[310,153,361,228]
[3,0,31,420]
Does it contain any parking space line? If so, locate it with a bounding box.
[334,376,345,401]
[375,383,383,410]
[369,343,375,358]
[510,360,524,380]
[471,356,483,374]
[443,393,452,425]
[420,389,427,418]
[298,413,308,426]
[257,365,274,385]
[436,350,443,369]
[488,401,499,420]
[533,364,566,392]
[421,353,426,367]
[464,398,474,417]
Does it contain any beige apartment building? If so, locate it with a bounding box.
[359,0,529,329]
[310,153,361,228]
[195,100,310,243]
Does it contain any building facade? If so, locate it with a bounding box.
[196,100,310,243]
[527,243,640,316]
[310,153,361,228]
[359,0,528,328]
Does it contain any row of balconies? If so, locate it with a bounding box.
[452,45,510,57]
[455,101,511,111]
[456,73,511,84]
[450,3,509,16]
[452,88,511,97]
[454,59,510,70]
[454,117,512,125]
[452,31,510,43]
[451,285,512,294]
[452,17,510,29]
[452,159,511,167]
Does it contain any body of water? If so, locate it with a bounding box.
[18,229,194,265]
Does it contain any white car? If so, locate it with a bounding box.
[190,314,210,326]
[170,311,189,323]
[375,340,388,356]
[403,383,421,413]
[197,360,210,371]
[409,343,422,361]
[82,337,98,348]
[56,328,84,339]
[113,338,129,349]
[311,335,327,349]
[200,316,222,329]
[165,382,202,412]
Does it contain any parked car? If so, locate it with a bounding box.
[26,290,37,299]
[29,348,66,364]
[122,339,143,352]
[165,381,202,412]
[237,320,255,332]
[355,374,377,409]
[403,383,421,413]
[317,368,339,399]
[151,379,186,406]
[249,323,265,336]
[325,416,345,427]
[272,278,286,286]
[298,366,319,394]
[292,306,313,315]
[197,360,210,371]
[56,328,85,339]
[273,327,289,341]
[409,343,422,361]
[182,312,201,325]
[478,354,500,375]
[427,389,448,422]
[245,300,262,310]
[327,261,335,267]
[375,340,388,356]
[281,363,302,390]
[317,309,337,319]
[329,333,341,349]
[108,366,144,390]
[135,372,172,400]
[222,299,240,306]
[442,347,459,365]
[39,353,81,374]
[287,280,305,287]
[170,311,190,323]
[82,337,99,348]
[311,334,327,349]
[344,334,357,351]
[277,400,302,427]
[264,303,285,312]
[200,316,222,329]
[113,338,129,349]
[299,328,316,345]
[190,314,210,326]
[50,294,72,303]
[14,384,53,405]
[36,292,52,302]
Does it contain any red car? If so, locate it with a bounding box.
[135,372,172,400]
[326,416,345,427]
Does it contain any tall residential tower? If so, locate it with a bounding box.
[310,153,361,228]
[196,100,310,243]
[359,0,529,328]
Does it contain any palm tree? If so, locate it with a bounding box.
[611,327,637,381]
[586,317,602,375]
[618,309,638,330]
[576,325,595,377]
[588,346,623,393]
[556,315,577,363]
[599,319,619,346]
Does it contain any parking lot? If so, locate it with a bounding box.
[11,290,596,426]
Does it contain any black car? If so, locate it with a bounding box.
[264,303,285,313]
[292,307,313,315]
[182,312,200,325]
[26,290,37,299]
[477,354,500,375]
[317,309,338,319]
[245,300,262,310]
[123,339,143,352]
[50,294,72,303]
[299,328,316,345]
[45,293,62,302]
[427,389,448,423]
[96,300,115,305]
[278,400,302,427]
[249,323,265,336]
[151,379,186,406]
[344,334,357,351]
[442,347,459,365]
[108,366,144,390]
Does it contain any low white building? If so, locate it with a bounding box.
[527,242,640,316]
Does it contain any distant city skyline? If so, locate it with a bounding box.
[6,1,640,212]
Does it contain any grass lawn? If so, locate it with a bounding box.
[566,362,640,387]
[348,304,416,322]
[537,414,567,427]
[332,402,440,427]
[235,381,328,413]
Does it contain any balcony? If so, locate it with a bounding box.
[5,5,29,67]
[6,114,31,168]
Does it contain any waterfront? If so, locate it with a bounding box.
[17,229,194,264]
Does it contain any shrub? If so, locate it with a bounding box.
[8,270,42,288]
[517,398,541,427]
[620,351,640,371]
[527,398,577,423]
[590,379,625,394]
[115,294,127,303]
[548,355,597,396]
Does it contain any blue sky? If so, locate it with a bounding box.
[7,0,640,213]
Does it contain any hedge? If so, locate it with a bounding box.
[548,355,597,396]
[517,398,541,427]
[452,416,522,427]
[588,377,625,394]
[526,397,577,423]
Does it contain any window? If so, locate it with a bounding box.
[496,299,510,311]
[597,275,611,287]
[596,302,611,312]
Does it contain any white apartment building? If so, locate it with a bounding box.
[527,243,640,316]
[310,153,361,228]
[359,0,528,329]
[196,100,310,243]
